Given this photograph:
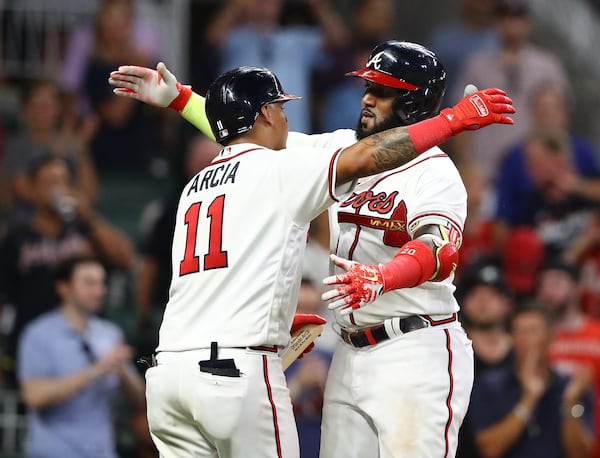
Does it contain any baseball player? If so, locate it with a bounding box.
[310,43,477,458]
[108,46,514,458]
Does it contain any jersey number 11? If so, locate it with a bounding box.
[179,195,228,276]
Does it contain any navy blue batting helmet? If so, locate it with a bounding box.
[205,66,301,144]
[346,41,447,125]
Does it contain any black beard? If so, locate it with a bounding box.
[355,114,406,140]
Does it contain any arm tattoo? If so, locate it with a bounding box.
[360,127,418,172]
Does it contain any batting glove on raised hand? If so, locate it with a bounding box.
[108,62,191,111]
[441,86,515,134]
[321,254,385,315]
[291,313,327,357]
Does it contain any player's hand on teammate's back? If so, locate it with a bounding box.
[322,254,385,315]
[441,86,515,133]
[108,62,186,108]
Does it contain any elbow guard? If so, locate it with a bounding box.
[379,234,459,292]
[417,234,459,282]
[380,239,436,291]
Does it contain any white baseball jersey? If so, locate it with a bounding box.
[289,131,472,458]
[157,142,352,351]
[288,130,355,253]
[287,130,467,328]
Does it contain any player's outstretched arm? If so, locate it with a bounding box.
[108,62,216,141]
[335,87,515,184]
[322,228,459,314]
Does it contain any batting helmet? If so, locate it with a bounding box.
[205,66,301,144]
[346,41,447,125]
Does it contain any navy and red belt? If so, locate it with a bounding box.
[341,314,457,348]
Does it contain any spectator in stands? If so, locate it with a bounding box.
[497,84,600,236]
[496,84,600,276]
[205,0,349,133]
[82,0,163,172]
[428,0,498,103]
[569,210,600,317]
[537,259,600,458]
[501,227,546,300]
[457,259,513,374]
[17,255,146,458]
[468,304,594,458]
[60,0,162,117]
[0,154,133,381]
[286,278,332,458]
[456,259,514,458]
[0,80,97,222]
[495,131,600,262]
[451,0,568,177]
[314,0,396,132]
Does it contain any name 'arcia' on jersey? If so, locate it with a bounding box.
[186,161,240,195]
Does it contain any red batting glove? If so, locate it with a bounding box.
[321,255,385,316]
[291,313,327,334]
[441,87,515,133]
[322,239,444,314]
[406,86,515,154]
[291,313,327,358]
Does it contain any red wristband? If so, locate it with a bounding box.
[405,114,453,154]
[380,240,436,291]
[168,82,193,113]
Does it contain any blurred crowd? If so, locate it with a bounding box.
[0,0,599,456]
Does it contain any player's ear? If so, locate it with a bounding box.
[257,104,274,127]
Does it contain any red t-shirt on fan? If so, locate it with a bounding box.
[549,317,600,458]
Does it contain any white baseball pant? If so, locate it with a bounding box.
[320,321,474,458]
[145,347,299,458]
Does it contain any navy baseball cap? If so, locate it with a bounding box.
[456,259,509,301]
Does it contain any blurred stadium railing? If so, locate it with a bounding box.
[0,0,189,81]
[0,391,25,458]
